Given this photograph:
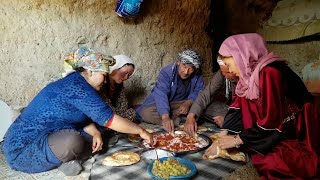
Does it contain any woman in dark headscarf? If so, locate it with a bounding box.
[204,33,319,179]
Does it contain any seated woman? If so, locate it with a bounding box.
[204,33,320,179]
[2,47,153,174]
[99,54,136,122]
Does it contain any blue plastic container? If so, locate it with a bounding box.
[147,157,197,180]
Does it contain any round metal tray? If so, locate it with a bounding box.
[141,130,212,155]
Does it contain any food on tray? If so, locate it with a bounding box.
[152,158,191,179]
[143,132,209,152]
[177,124,208,132]
[102,151,140,166]
[202,133,246,162]
[128,129,154,142]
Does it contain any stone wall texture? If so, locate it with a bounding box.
[0,0,212,106]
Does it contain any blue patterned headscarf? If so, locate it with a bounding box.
[178,49,202,70]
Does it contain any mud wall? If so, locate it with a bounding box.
[0,0,212,106]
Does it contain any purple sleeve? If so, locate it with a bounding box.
[152,67,172,116]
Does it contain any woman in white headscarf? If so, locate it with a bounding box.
[99,54,136,122]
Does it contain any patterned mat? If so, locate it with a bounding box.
[0,122,246,180]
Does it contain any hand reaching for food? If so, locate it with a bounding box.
[162,117,174,133]
[139,128,155,145]
[184,115,197,136]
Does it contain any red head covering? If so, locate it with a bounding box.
[218,33,285,100]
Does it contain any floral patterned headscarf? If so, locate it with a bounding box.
[63,47,115,77]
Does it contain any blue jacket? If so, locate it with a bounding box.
[2,72,113,173]
[137,63,205,116]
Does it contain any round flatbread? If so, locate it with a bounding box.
[102,151,140,166]
[128,134,141,142]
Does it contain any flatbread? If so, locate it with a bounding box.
[202,133,246,162]
[128,134,141,142]
[177,125,208,132]
[128,129,154,142]
[102,151,140,166]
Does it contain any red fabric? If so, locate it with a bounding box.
[251,140,318,180]
[230,66,320,179]
[104,114,114,127]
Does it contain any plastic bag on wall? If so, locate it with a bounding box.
[115,0,143,18]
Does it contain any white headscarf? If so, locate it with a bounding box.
[110,55,135,74]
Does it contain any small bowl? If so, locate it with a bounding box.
[147,157,197,180]
[141,149,175,164]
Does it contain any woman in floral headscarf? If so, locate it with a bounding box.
[203,34,320,179]
[2,47,153,174]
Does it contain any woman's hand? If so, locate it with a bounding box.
[203,142,218,159]
[139,129,155,145]
[83,122,104,153]
[216,134,243,149]
[92,132,103,153]
[213,116,224,128]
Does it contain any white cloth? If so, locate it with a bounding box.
[0,100,14,141]
[110,55,134,74]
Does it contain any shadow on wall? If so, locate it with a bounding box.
[208,0,280,72]
[124,75,153,106]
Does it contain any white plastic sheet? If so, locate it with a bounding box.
[0,100,13,142]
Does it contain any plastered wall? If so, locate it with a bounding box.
[0,0,212,106]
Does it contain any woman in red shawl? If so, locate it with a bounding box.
[204,33,320,179]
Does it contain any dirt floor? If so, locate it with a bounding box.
[224,162,260,180]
